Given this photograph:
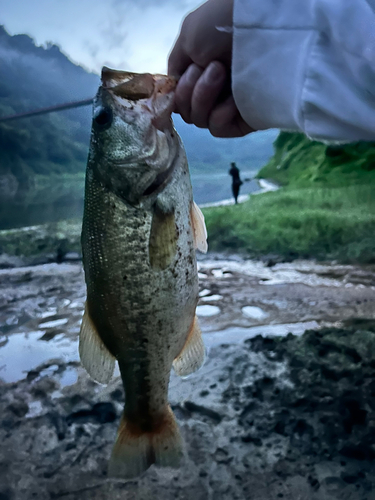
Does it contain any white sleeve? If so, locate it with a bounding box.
[232,0,375,142]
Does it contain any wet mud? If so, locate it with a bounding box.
[0,257,375,499]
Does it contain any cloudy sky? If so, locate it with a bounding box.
[0,0,202,74]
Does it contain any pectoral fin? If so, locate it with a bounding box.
[190,201,208,253]
[79,304,116,384]
[173,316,205,377]
[149,209,178,270]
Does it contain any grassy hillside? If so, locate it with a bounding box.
[204,133,375,263]
[257,132,375,187]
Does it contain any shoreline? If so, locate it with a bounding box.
[0,182,282,269]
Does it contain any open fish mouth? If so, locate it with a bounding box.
[101,67,177,133]
[101,66,177,103]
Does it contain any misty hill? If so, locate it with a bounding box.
[0,25,99,193]
[0,25,277,200]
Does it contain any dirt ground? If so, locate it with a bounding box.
[0,256,375,500]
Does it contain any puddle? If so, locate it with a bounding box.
[26,400,45,419]
[39,318,69,329]
[38,364,59,378]
[211,269,233,278]
[39,308,58,319]
[59,366,79,387]
[204,321,320,348]
[37,364,78,388]
[196,305,221,317]
[0,331,79,383]
[242,306,269,320]
[68,301,84,309]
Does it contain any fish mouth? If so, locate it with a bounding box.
[101,66,176,103]
[101,67,177,133]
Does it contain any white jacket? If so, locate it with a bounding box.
[232,0,375,142]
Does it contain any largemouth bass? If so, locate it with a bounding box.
[79,67,208,479]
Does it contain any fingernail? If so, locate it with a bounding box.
[185,64,202,85]
[204,62,225,84]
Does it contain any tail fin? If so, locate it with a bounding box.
[108,405,183,479]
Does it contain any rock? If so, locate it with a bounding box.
[214,447,232,464]
[66,402,117,425]
[241,434,262,446]
[48,412,67,440]
[0,489,13,500]
[7,401,29,418]
[184,401,222,423]
[31,425,59,455]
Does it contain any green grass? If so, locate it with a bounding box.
[257,132,375,188]
[203,185,375,263]
[0,220,81,257]
[203,132,375,263]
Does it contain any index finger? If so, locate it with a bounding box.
[168,35,192,78]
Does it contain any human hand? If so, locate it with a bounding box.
[168,0,254,137]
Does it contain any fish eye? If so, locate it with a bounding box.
[94,107,113,129]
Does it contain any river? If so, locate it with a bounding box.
[0,171,265,230]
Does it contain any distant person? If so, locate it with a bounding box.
[168,0,375,142]
[229,162,243,204]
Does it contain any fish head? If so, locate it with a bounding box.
[88,67,180,206]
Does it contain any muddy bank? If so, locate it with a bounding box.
[1,325,375,499]
[0,259,375,499]
[0,222,82,268]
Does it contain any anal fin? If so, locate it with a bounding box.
[190,201,208,253]
[79,303,116,384]
[173,315,205,377]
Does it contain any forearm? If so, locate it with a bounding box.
[232,0,375,142]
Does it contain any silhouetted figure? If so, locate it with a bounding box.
[229,162,243,204]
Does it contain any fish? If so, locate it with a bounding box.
[79,66,208,479]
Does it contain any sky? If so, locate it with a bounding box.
[0,0,203,75]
